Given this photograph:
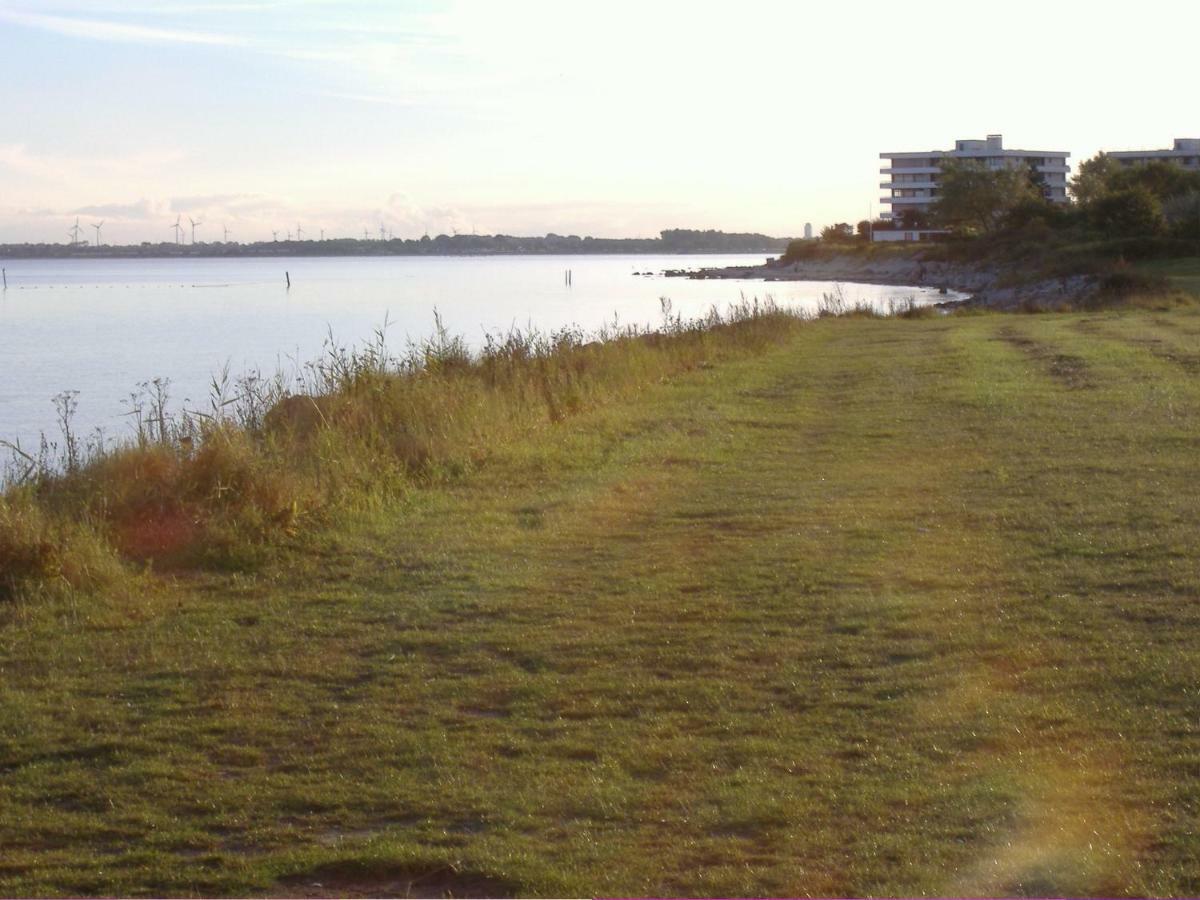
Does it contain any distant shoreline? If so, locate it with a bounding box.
[0,230,792,261]
[0,248,785,261]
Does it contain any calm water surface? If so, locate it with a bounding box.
[0,254,952,450]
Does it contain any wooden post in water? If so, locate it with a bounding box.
[285,271,291,289]
[2,268,6,290]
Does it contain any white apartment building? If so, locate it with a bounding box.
[879,134,1070,221]
[1108,138,1200,170]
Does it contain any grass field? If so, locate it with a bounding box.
[1137,256,1200,297]
[2,307,1199,896]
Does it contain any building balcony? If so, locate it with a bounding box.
[880,166,942,176]
[881,180,938,191]
[883,196,937,206]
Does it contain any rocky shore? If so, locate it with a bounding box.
[664,253,1098,311]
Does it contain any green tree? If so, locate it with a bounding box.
[1025,161,1050,199]
[1088,187,1165,238]
[932,159,1039,234]
[1070,153,1118,206]
[1110,160,1200,202]
[897,208,931,229]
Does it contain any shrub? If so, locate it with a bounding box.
[820,223,856,244]
[780,240,823,263]
[1003,198,1075,232]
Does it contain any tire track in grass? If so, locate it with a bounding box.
[1075,314,1200,374]
[1151,313,1200,338]
[937,314,1200,896]
[519,315,1191,895]
[927,318,1135,896]
[995,323,1093,389]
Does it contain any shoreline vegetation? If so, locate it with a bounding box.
[0,229,790,260]
[1,297,830,602]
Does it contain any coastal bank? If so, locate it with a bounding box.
[665,252,1099,311]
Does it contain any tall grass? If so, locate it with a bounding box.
[815,284,932,318]
[0,298,813,600]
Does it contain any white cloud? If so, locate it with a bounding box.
[0,143,187,187]
[0,8,249,46]
[71,197,170,219]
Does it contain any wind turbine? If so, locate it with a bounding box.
[223,224,232,242]
[296,224,304,241]
[188,217,203,244]
[172,215,183,244]
[272,230,279,242]
[379,224,386,241]
[68,217,83,245]
[91,220,104,247]
[320,228,325,241]
[363,227,369,241]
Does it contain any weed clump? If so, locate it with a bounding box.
[818,285,884,318]
[0,490,121,601]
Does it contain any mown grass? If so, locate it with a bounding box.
[1,304,1199,896]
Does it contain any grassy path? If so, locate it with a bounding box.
[1,311,1199,896]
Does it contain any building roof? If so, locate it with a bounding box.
[1106,138,1198,158]
[881,135,1067,160]
[880,148,1069,159]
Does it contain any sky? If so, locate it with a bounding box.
[0,0,1197,244]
